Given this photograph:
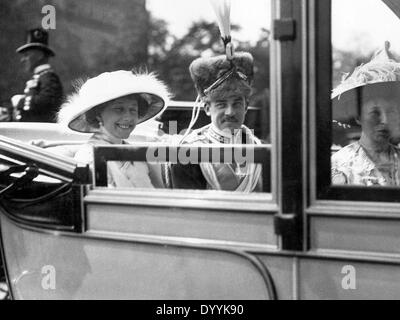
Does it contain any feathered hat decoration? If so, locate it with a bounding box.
[180,0,254,143]
[180,0,235,142]
[209,0,234,60]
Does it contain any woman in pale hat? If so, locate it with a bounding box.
[331,42,400,186]
[58,70,171,188]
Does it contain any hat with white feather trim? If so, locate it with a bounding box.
[332,41,400,124]
[58,70,171,133]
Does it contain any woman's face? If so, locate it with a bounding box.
[98,96,139,140]
[360,98,400,145]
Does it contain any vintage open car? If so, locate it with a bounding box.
[0,104,275,300]
[1,0,400,300]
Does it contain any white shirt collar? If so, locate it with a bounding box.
[34,64,51,74]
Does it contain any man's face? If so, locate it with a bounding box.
[20,49,45,73]
[205,94,247,132]
[360,98,400,145]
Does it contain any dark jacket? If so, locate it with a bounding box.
[18,67,63,122]
[170,163,207,190]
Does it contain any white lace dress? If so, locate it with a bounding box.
[74,133,158,188]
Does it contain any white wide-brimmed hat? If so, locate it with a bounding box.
[58,71,171,133]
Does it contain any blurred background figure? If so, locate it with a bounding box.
[11,28,63,122]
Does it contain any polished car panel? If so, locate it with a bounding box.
[0,214,274,300]
[87,203,277,246]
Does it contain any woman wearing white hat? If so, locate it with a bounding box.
[331,42,400,186]
[58,70,171,188]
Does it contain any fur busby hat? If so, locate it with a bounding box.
[189,52,254,101]
[58,71,171,133]
[16,28,55,56]
[332,41,400,123]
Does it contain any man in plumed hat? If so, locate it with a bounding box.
[170,51,262,192]
[12,28,63,122]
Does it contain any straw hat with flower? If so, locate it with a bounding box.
[332,41,400,125]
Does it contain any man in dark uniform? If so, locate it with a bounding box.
[12,28,63,122]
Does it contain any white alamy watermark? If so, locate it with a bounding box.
[146,121,256,165]
[41,265,56,290]
[146,144,254,165]
[341,265,356,290]
[41,5,56,30]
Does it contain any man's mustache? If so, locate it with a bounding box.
[222,116,238,122]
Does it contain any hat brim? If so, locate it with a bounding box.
[16,43,55,56]
[332,81,400,123]
[68,93,166,133]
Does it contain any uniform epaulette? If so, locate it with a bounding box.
[181,126,210,144]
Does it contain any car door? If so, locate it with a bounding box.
[0,135,90,299]
[0,135,279,299]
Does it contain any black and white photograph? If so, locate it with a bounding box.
[0,0,400,302]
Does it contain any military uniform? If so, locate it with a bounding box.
[13,28,63,122]
[16,64,63,122]
[167,47,263,192]
[171,124,262,192]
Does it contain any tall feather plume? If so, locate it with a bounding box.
[209,0,231,39]
[181,0,233,141]
[209,0,234,59]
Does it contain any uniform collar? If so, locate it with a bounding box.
[34,64,51,74]
[207,124,242,144]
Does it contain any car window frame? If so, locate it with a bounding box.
[312,0,400,202]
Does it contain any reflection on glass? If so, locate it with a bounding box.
[331,0,400,186]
